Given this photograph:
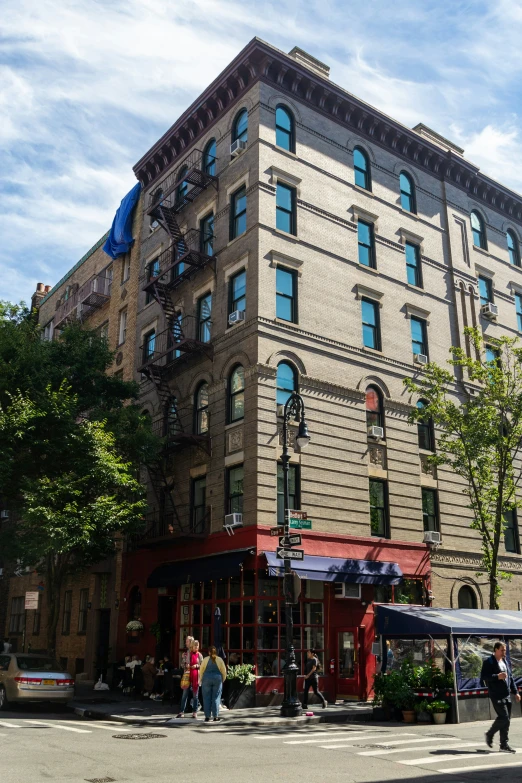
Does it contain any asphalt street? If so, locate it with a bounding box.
[3,707,522,783]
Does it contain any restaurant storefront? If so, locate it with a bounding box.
[119,527,430,703]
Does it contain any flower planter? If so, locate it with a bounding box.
[402,710,416,724]
[226,682,256,710]
[416,710,431,724]
[432,712,447,725]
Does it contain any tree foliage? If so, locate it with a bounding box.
[405,328,522,609]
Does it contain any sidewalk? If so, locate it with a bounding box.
[70,684,373,728]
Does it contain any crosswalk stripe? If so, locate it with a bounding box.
[287,733,416,746]
[441,760,522,774]
[358,741,480,757]
[22,720,91,734]
[60,721,130,732]
[399,748,522,765]
[0,721,20,728]
[255,729,380,740]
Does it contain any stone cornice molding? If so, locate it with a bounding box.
[432,549,522,573]
[133,39,522,228]
[384,398,416,415]
[300,374,365,403]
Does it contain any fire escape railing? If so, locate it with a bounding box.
[54,273,111,330]
[142,229,214,296]
[138,315,213,375]
[128,506,211,548]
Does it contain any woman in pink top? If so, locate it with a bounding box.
[177,639,202,718]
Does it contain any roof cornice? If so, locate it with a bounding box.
[133,39,522,226]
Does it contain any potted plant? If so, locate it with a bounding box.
[225,664,256,709]
[427,699,450,724]
[415,698,431,724]
[397,686,416,723]
[126,619,144,637]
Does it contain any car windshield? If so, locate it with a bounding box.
[16,657,63,672]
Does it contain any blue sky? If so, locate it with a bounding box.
[2,0,522,303]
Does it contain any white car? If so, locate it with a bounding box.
[0,653,74,709]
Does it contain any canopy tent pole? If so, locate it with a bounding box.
[448,633,460,725]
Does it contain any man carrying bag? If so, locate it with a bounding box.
[481,641,521,753]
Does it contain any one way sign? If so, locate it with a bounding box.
[276,547,305,561]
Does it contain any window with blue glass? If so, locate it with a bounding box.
[276,182,296,234]
[405,242,422,287]
[358,220,375,268]
[197,292,212,343]
[507,230,520,267]
[471,210,487,250]
[362,298,380,350]
[399,172,416,213]
[176,165,189,204]
[203,139,216,176]
[142,329,156,363]
[516,294,522,331]
[200,212,214,256]
[478,275,493,306]
[485,345,500,364]
[411,316,427,357]
[276,362,297,408]
[276,267,297,322]
[230,186,247,240]
[275,105,295,152]
[172,240,186,282]
[354,147,370,190]
[145,257,160,304]
[233,109,248,144]
[229,269,246,316]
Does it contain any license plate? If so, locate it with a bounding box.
[42,679,55,685]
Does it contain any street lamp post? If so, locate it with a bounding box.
[280,392,311,718]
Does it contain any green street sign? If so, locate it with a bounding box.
[290,519,312,529]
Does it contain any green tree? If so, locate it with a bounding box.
[405,328,522,609]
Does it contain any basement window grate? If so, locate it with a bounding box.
[112,733,167,740]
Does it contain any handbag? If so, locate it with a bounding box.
[180,671,190,690]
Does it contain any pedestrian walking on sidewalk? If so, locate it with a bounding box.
[302,649,327,709]
[176,639,202,718]
[200,646,227,722]
[481,641,521,753]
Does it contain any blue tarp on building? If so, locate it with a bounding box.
[103,182,141,260]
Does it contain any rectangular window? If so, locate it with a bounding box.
[229,269,246,316]
[411,316,428,357]
[485,345,500,364]
[42,320,54,342]
[516,294,522,332]
[200,212,214,256]
[106,265,113,296]
[276,267,297,323]
[478,275,493,305]
[99,321,109,343]
[145,257,160,304]
[227,465,244,515]
[362,298,380,350]
[370,479,388,538]
[277,464,299,525]
[505,510,520,554]
[62,590,72,634]
[78,589,89,633]
[192,476,207,532]
[118,308,127,345]
[9,597,25,634]
[197,292,212,343]
[358,220,375,268]
[422,488,439,532]
[230,185,247,240]
[418,415,434,452]
[276,183,296,235]
[121,254,131,283]
[405,242,422,287]
[142,329,156,363]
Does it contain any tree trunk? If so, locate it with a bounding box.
[45,554,62,656]
[489,537,500,610]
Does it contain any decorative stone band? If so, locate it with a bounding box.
[432,551,522,573]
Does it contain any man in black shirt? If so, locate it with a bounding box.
[303,649,327,709]
[481,641,521,753]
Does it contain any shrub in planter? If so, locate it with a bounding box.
[226,664,256,709]
[427,699,450,724]
[415,698,431,723]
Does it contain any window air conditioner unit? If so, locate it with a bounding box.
[224,513,243,532]
[228,310,246,326]
[423,530,441,545]
[481,302,498,319]
[334,583,361,599]
[368,425,384,440]
[0,510,9,519]
[414,353,428,366]
[230,139,247,157]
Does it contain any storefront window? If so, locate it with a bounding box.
[373,581,425,605]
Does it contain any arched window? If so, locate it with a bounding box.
[176,165,189,203]
[203,139,216,177]
[417,400,434,452]
[458,585,478,609]
[366,386,384,431]
[229,365,245,423]
[128,586,142,621]
[276,362,297,408]
[354,147,371,191]
[233,109,248,144]
[507,230,521,267]
[471,210,487,250]
[399,172,416,213]
[166,397,181,437]
[275,105,295,152]
[195,382,209,435]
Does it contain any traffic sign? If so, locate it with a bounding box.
[288,510,308,520]
[279,534,302,547]
[25,592,39,610]
[270,526,284,537]
[290,519,313,530]
[276,547,305,561]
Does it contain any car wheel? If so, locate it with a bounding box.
[0,686,8,711]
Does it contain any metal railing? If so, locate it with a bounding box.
[130,507,211,546]
[54,273,111,329]
[151,408,210,449]
[147,148,217,212]
[138,315,212,371]
[142,230,214,292]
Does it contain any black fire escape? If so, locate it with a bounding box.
[136,147,218,546]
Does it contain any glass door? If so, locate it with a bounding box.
[336,628,360,699]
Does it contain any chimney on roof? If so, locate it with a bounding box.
[31,282,51,312]
[288,46,330,79]
[412,123,464,156]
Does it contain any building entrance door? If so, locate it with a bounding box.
[335,627,362,699]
